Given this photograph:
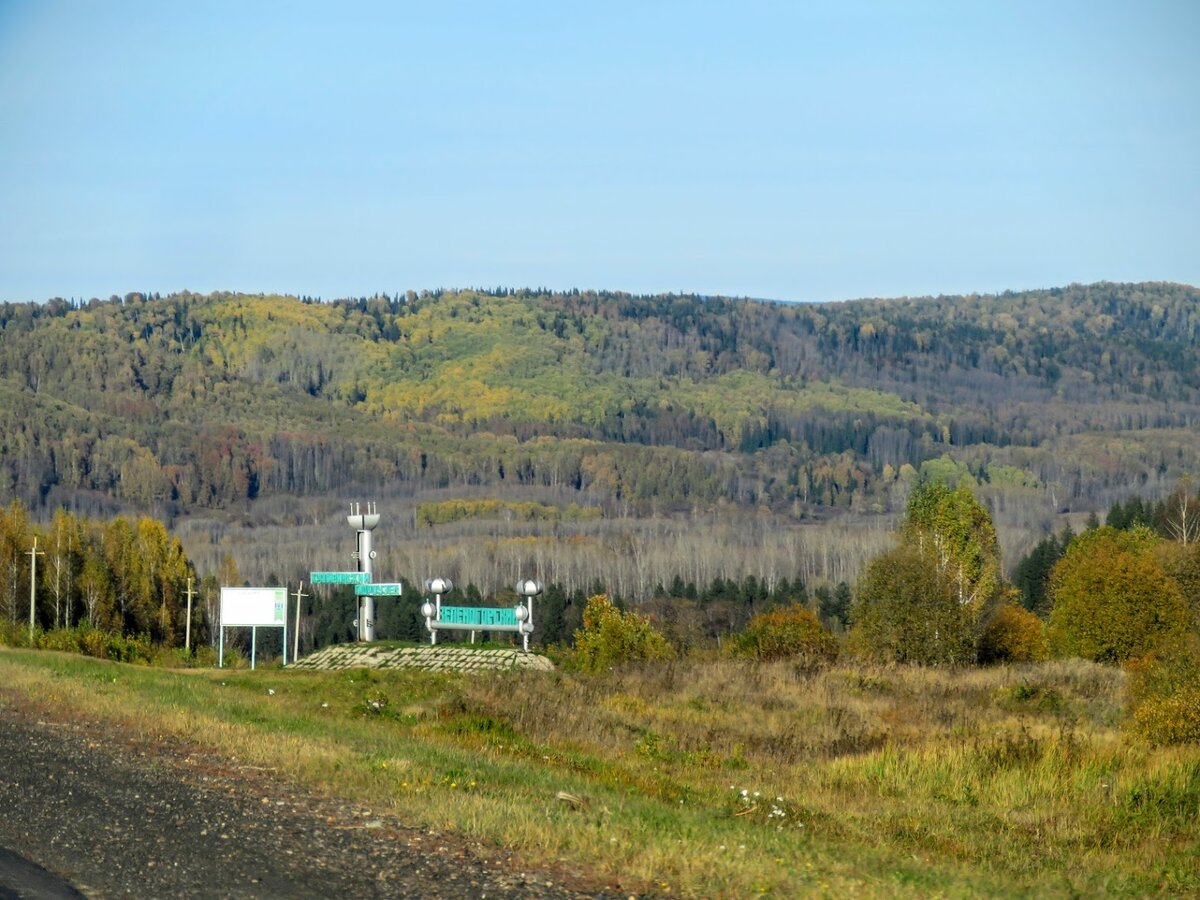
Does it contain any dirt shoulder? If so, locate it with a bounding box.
[0,687,630,899]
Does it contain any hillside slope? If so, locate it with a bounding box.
[1,283,1196,522]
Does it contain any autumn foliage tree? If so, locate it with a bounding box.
[903,480,1001,611]
[1126,634,1200,745]
[1154,541,1200,630]
[1047,526,1190,663]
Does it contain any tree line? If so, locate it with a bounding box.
[0,500,197,644]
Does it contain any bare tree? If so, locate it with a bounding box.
[1161,478,1200,545]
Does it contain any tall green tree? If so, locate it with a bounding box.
[852,542,973,665]
[903,480,1001,611]
[79,546,113,628]
[47,508,81,629]
[852,478,1005,664]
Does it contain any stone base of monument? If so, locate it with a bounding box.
[292,644,555,673]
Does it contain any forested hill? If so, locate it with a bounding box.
[1,282,1198,519]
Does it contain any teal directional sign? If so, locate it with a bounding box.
[355,582,402,596]
[310,571,371,585]
[440,606,518,627]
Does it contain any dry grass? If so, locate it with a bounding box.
[1,648,1195,898]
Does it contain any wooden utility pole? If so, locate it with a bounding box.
[292,581,307,662]
[185,577,195,652]
[27,537,44,643]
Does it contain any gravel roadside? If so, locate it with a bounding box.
[0,689,634,899]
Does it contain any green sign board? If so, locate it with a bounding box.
[355,582,402,596]
[440,606,518,627]
[310,571,371,585]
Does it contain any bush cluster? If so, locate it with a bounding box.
[1126,636,1200,746]
[978,603,1048,664]
[728,605,837,665]
[0,624,219,668]
[1131,687,1200,745]
[572,595,675,671]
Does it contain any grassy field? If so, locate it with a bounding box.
[0,648,1196,898]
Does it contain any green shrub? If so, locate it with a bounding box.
[38,628,84,654]
[0,620,32,648]
[191,644,220,668]
[12,625,220,668]
[573,594,674,672]
[103,632,154,664]
[79,628,110,659]
[729,604,837,665]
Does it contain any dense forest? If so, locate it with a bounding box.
[0,282,1197,600]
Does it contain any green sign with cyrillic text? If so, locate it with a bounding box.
[310,571,371,585]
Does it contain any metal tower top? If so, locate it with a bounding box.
[347,501,380,531]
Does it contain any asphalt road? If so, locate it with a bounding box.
[0,690,629,899]
[0,847,85,899]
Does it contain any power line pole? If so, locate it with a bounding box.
[292,581,307,662]
[185,576,195,652]
[27,537,44,643]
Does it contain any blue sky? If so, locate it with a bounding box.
[1,1,1196,304]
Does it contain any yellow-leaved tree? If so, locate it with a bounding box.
[1047,526,1189,663]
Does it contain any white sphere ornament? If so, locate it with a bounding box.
[515,579,543,597]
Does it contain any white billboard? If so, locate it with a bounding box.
[220,587,287,627]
